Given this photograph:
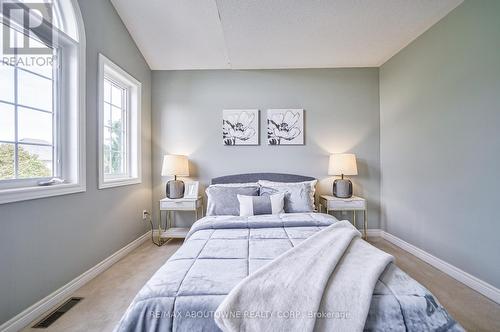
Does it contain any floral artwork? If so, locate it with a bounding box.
[267,109,304,145]
[222,110,259,145]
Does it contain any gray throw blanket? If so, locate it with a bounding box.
[215,221,393,332]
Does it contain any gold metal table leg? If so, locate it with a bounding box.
[158,208,162,241]
[154,208,164,246]
[363,209,368,240]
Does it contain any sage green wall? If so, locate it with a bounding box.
[0,0,152,325]
[152,68,381,229]
[380,0,500,288]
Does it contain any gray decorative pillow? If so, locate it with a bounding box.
[260,183,314,213]
[237,193,285,216]
[258,180,317,209]
[206,185,260,216]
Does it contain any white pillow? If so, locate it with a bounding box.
[237,193,285,216]
[258,179,317,209]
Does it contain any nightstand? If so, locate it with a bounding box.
[158,196,203,244]
[319,195,367,239]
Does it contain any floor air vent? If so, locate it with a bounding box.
[32,297,83,328]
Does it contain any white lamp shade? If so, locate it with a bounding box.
[328,153,358,176]
[161,155,189,177]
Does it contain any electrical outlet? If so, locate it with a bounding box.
[142,210,150,220]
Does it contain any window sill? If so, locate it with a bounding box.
[0,182,86,205]
[98,177,141,189]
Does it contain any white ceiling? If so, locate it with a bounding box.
[111,0,463,70]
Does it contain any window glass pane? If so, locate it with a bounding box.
[9,24,24,49]
[14,30,54,78]
[17,144,53,178]
[18,70,53,111]
[103,151,111,174]
[111,105,123,131]
[103,127,111,173]
[110,151,124,175]
[105,116,125,175]
[103,126,112,149]
[0,65,15,103]
[111,127,123,151]
[18,107,53,144]
[16,54,54,79]
[0,143,15,180]
[104,103,111,127]
[0,103,15,141]
[0,22,5,51]
[111,85,123,108]
[104,79,111,103]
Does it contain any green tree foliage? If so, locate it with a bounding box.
[0,144,51,179]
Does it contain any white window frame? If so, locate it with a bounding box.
[98,54,141,189]
[0,0,86,204]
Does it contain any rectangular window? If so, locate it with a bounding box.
[98,54,141,189]
[0,25,58,186]
[0,6,86,205]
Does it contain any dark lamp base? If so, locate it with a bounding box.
[333,179,353,198]
[166,180,185,199]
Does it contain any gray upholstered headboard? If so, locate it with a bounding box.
[211,173,315,184]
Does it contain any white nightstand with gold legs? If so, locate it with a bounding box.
[319,195,367,239]
[157,196,203,245]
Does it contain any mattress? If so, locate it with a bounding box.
[115,213,462,331]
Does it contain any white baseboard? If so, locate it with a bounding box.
[381,231,500,305]
[0,232,150,332]
[365,228,383,238]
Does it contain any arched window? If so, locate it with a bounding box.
[0,0,86,203]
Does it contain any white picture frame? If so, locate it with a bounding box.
[183,181,199,199]
[267,109,304,145]
[223,109,259,145]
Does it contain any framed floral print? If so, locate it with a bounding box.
[267,109,304,145]
[222,109,259,145]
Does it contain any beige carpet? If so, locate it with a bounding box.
[22,237,499,332]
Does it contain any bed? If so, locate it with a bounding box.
[115,173,462,332]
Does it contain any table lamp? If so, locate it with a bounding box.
[161,154,189,199]
[328,153,358,198]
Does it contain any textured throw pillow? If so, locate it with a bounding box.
[206,185,260,216]
[259,180,317,213]
[237,193,285,216]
